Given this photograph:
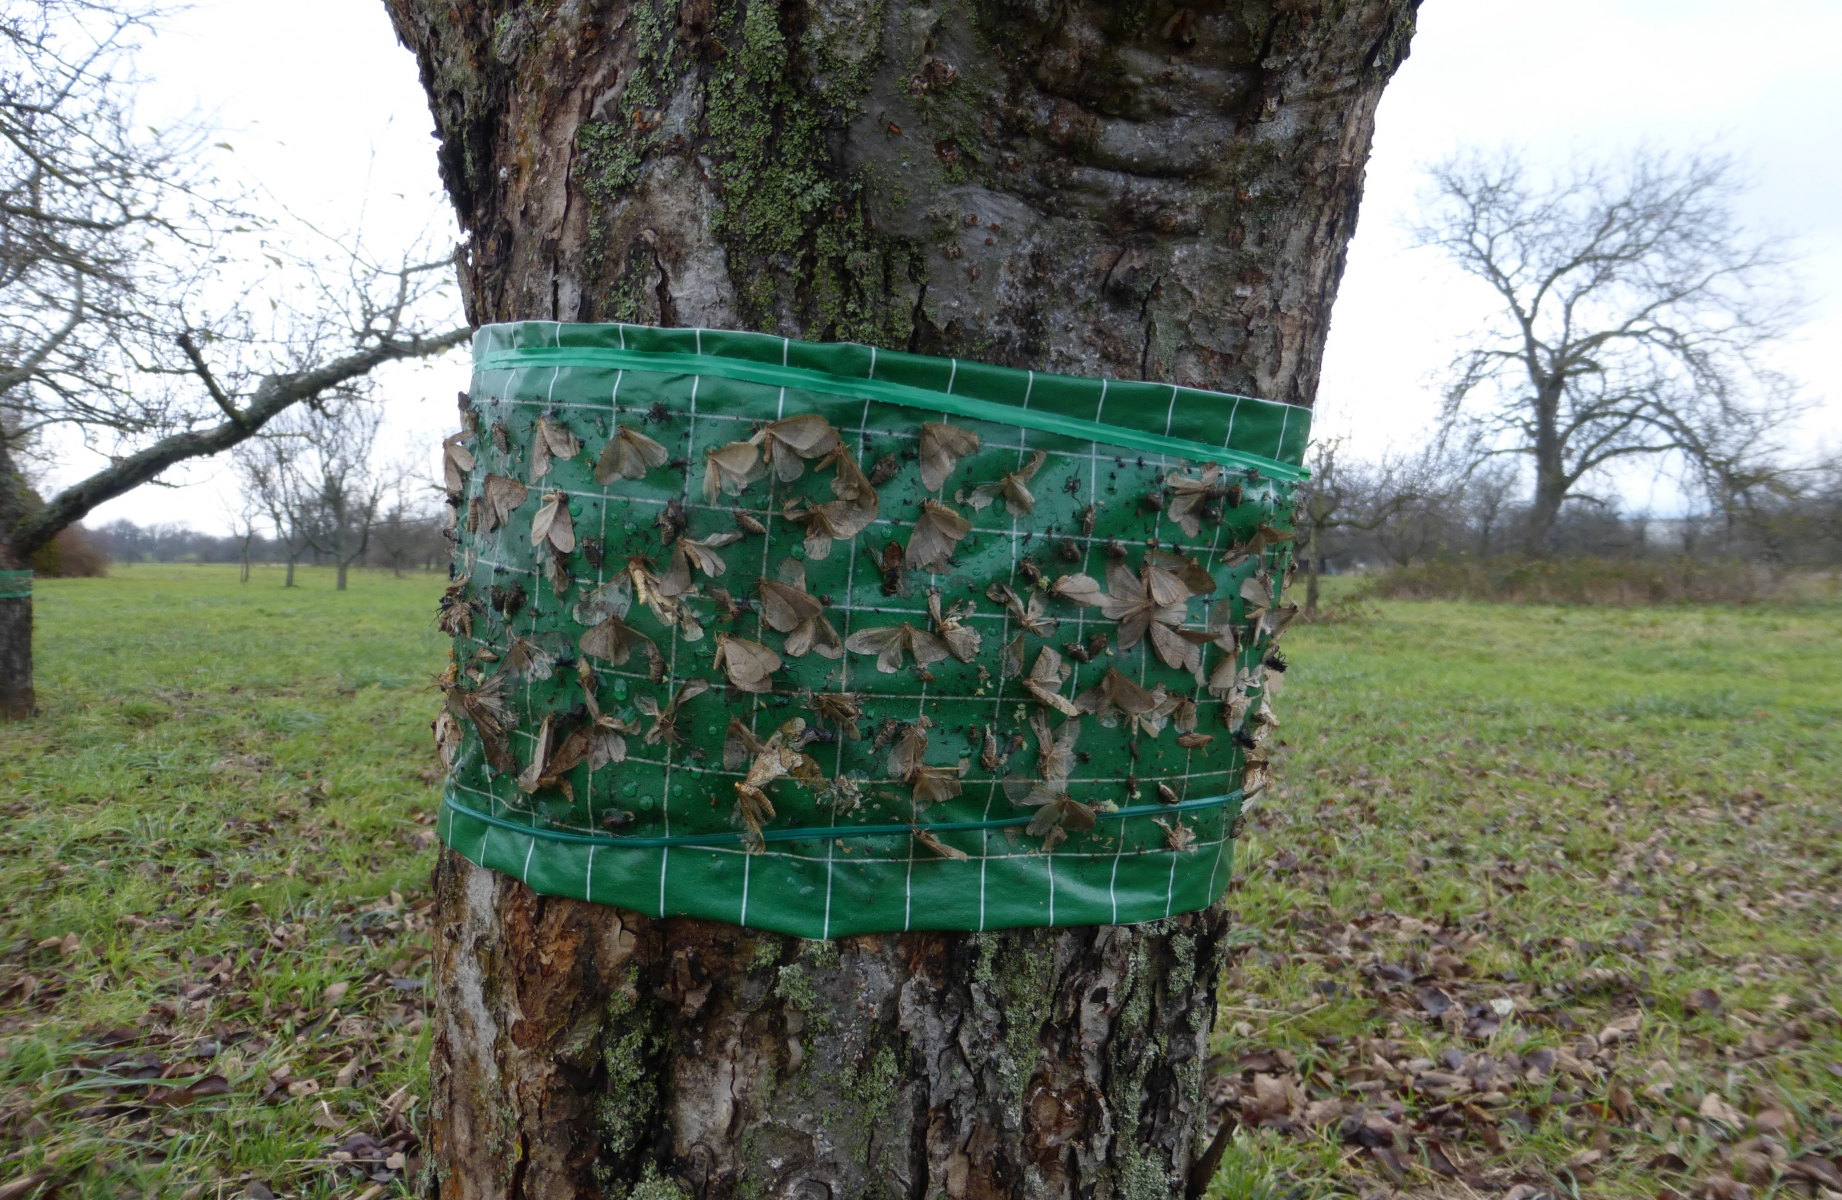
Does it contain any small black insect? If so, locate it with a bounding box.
[868,453,900,487]
[656,498,688,545]
[710,587,750,622]
[1062,475,1080,496]
[647,401,670,424]
[879,541,908,597]
[489,582,527,617]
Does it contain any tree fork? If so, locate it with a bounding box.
[388,0,1416,1194]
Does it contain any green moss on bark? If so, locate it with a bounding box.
[596,986,669,1176]
[704,0,905,339]
[972,934,1055,1110]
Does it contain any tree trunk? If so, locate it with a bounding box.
[285,557,297,588]
[1524,483,1564,557]
[386,0,1416,1195]
[0,436,34,720]
[336,561,349,591]
[1524,383,1567,555]
[0,592,30,719]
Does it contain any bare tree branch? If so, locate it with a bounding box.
[173,330,243,428]
[10,326,467,559]
[0,0,469,577]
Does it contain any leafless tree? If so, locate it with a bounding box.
[369,468,444,576]
[233,427,315,586]
[1414,147,1805,554]
[1461,459,1521,557]
[0,0,469,715]
[230,498,260,583]
[248,401,400,592]
[386,0,1418,1187]
[1296,437,1449,614]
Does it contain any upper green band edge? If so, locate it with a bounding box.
[473,346,1308,483]
[441,789,1242,850]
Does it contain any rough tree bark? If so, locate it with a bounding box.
[385,1,1415,1196]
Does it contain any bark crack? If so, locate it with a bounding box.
[652,243,678,328]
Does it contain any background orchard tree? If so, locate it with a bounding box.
[233,434,316,587]
[1294,437,1448,616]
[385,0,1418,1195]
[1414,148,1805,555]
[369,474,446,576]
[287,402,396,592]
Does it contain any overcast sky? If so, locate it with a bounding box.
[62,0,1842,532]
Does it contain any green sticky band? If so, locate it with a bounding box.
[0,570,30,600]
[439,323,1303,937]
[474,346,1308,482]
[442,789,1242,850]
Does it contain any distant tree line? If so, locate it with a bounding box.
[74,509,449,575]
[1295,439,1842,610]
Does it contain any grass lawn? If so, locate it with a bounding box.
[0,565,1837,1198]
[0,565,447,1199]
[1215,595,1842,1199]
